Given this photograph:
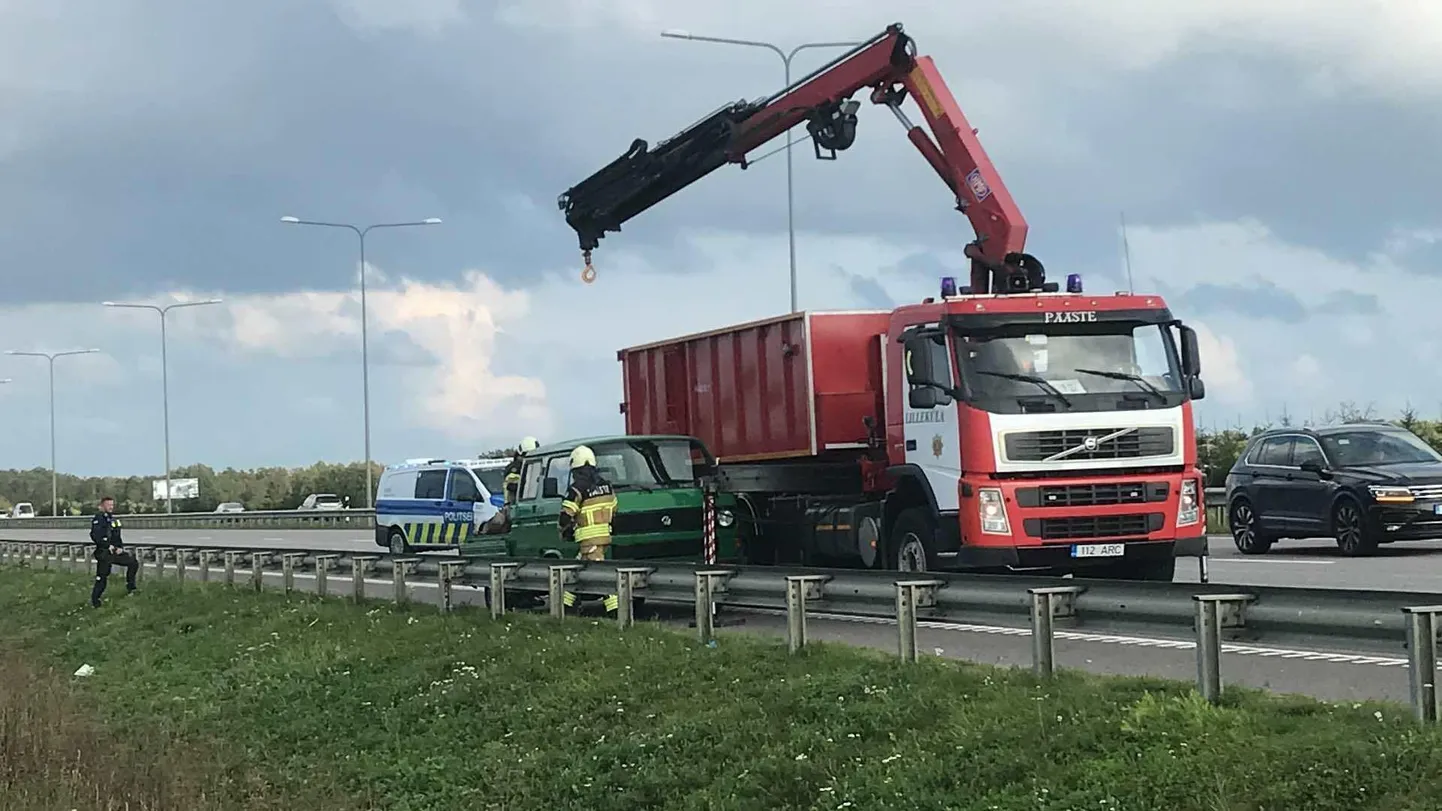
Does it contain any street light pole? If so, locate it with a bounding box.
[104,299,224,514]
[280,215,443,508]
[5,349,101,516]
[661,29,861,313]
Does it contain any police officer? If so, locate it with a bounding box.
[89,496,139,607]
[558,446,621,612]
[503,436,540,506]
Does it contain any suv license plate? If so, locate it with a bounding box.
[1072,543,1125,558]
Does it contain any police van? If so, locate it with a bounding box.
[374,457,510,554]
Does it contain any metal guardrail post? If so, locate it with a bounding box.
[894,580,943,663]
[196,550,214,582]
[785,574,831,654]
[250,552,266,592]
[490,563,520,618]
[1028,586,1084,678]
[1197,553,1210,585]
[548,564,582,619]
[1403,605,1442,724]
[351,556,378,603]
[175,548,191,582]
[223,551,240,585]
[40,543,50,570]
[156,546,171,576]
[615,567,652,630]
[693,570,735,644]
[1193,593,1253,704]
[392,558,422,604]
[438,561,463,613]
[282,553,306,594]
[315,554,340,598]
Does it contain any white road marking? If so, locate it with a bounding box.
[1210,558,1335,566]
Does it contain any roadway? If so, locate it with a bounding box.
[5,527,1440,592]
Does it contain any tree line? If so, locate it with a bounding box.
[0,448,517,516]
[5,403,1438,514]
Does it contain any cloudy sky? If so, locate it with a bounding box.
[1,0,1438,478]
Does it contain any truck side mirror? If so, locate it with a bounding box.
[1188,377,1206,400]
[541,477,560,499]
[902,337,935,387]
[909,387,942,409]
[1178,324,1202,377]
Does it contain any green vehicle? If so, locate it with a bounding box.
[457,434,743,562]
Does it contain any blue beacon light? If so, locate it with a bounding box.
[940,276,958,297]
[1065,273,1083,294]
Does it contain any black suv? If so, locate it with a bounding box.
[1225,423,1442,556]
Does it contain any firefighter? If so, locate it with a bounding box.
[89,496,139,607]
[558,445,621,613]
[503,436,539,505]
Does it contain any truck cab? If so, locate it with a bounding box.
[892,274,1207,579]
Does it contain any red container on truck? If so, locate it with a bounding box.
[560,22,1209,578]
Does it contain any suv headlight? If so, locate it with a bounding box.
[1368,485,1414,503]
[716,508,735,528]
[978,488,1011,535]
[1177,479,1200,527]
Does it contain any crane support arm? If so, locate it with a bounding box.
[557,22,1033,292]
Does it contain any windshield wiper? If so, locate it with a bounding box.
[1073,368,1167,402]
[975,371,1072,408]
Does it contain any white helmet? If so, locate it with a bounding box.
[519,436,539,454]
[569,445,596,469]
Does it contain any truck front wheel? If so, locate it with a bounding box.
[888,508,938,572]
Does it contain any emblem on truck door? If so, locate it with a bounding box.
[932,435,944,458]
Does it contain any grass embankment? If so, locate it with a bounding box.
[3,569,1442,811]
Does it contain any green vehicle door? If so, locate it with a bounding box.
[505,452,576,558]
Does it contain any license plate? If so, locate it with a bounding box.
[1071,543,1126,558]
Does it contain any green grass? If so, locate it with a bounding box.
[5,567,1442,810]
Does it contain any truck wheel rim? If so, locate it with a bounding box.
[898,535,926,572]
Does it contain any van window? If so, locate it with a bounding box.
[448,471,480,502]
[519,460,544,500]
[475,467,506,497]
[415,469,448,500]
[379,470,419,500]
[543,455,571,495]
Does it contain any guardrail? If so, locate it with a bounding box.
[6,487,1232,531]
[4,537,1440,723]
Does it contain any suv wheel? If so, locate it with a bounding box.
[1333,498,1378,556]
[1229,499,1274,554]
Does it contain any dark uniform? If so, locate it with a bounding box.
[558,464,618,561]
[89,509,139,606]
[503,453,524,506]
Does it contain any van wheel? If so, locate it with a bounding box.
[387,529,409,555]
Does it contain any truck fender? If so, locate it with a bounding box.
[883,465,943,519]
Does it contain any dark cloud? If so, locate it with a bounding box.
[1175,280,1309,323]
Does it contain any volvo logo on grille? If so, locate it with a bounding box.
[1082,436,1099,451]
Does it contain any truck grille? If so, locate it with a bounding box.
[611,509,702,535]
[1023,513,1163,541]
[1004,427,1175,462]
[1015,481,1169,508]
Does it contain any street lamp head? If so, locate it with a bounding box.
[661,29,693,39]
[202,298,224,305]
[423,218,443,225]
[102,301,117,307]
[280,216,300,224]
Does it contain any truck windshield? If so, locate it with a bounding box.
[954,322,1184,413]
[592,439,716,490]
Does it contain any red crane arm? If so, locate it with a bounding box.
[558,22,1035,293]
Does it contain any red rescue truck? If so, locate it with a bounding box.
[560,23,1209,579]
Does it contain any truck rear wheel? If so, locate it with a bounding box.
[888,508,937,572]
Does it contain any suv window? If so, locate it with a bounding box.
[1251,436,1293,466]
[415,469,448,500]
[448,471,480,502]
[1292,438,1325,468]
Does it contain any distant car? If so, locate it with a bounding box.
[11,502,35,519]
[214,502,245,513]
[299,494,345,511]
[1225,423,1442,556]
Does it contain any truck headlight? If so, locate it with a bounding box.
[1177,479,1199,527]
[1368,485,1414,503]
[978,488,1010,535]
[716,508,734,528]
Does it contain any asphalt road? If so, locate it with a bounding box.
[38,558,1417,706]
[7,527,1442,593]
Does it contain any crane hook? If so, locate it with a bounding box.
[581,249,596,284]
